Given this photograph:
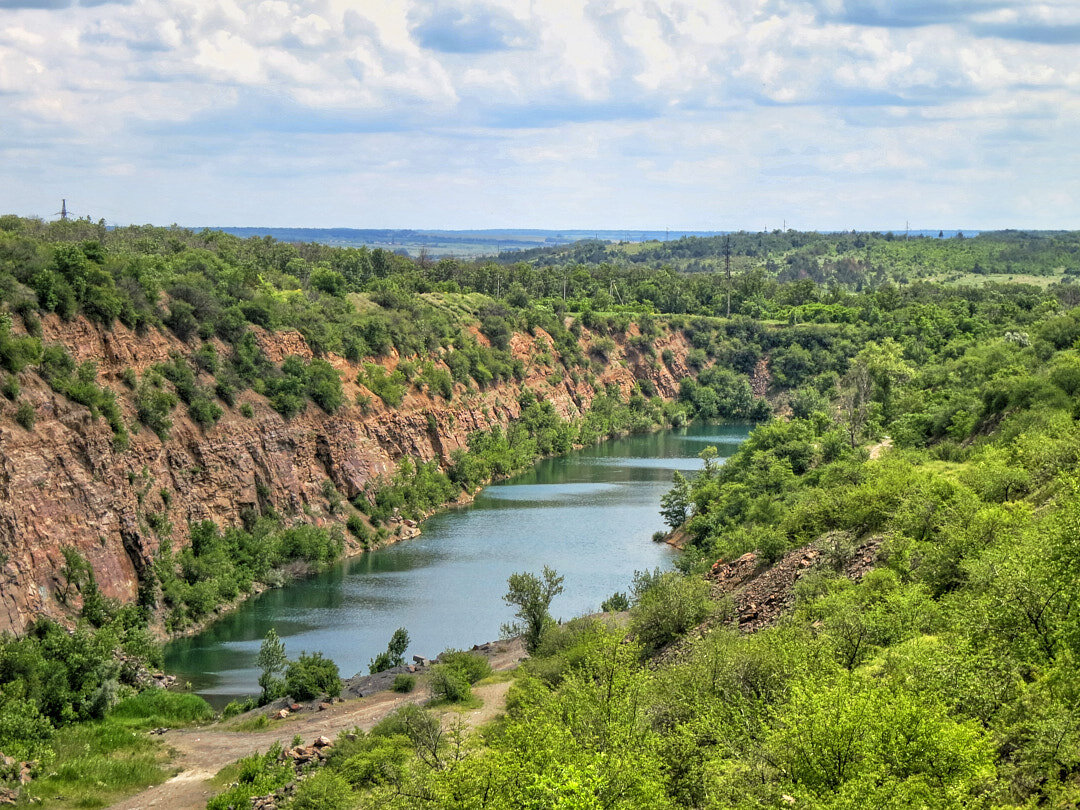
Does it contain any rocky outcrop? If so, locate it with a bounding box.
[0,315,693,635]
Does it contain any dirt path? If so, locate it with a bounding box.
[110,640,526,810]
[868,435,893,459]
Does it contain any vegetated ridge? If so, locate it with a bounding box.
[0,311,698,636]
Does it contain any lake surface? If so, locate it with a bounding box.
[164,422,751,705]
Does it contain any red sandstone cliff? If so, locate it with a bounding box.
[0,316,693,634]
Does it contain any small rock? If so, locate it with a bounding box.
[274,709,289,720]
[289,703,301,712]
[781,795,796,805]
[313,736,333,748]
[345,733,358,742]
[318,702,331,711]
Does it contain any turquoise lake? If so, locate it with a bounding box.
[164,422,751,704]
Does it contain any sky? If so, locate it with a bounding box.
[1,0,1078,230]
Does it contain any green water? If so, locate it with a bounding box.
[164,422,751,704]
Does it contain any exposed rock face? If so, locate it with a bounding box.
[0,315,693,635]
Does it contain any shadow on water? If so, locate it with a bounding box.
[164,422,751,706]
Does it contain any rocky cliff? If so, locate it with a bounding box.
[0,316,694,634]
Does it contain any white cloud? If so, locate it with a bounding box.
[0,0,1076,227]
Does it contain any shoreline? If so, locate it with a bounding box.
[160,421,683,645]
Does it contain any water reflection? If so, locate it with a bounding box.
[164,422,750,706]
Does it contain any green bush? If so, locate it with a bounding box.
[221,698,257,719]
[285,652,341,701]
[392,674,415,693]
[1,374,18,400]
[437,649,492,684]
[428,664,472,702]
[206,744,293,810]
[358,363,407,407]
[629,571,711,657]
[291,769,353,810]
[600,591,630,612]
[135,376,177,439]
[14,399,35,429]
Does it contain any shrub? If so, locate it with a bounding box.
[428,664,471,702]
[358,364,407,407]
[307,358,344,413]
[14,399,34,430]
[346,514,369,543]
[392,674,415,693]
[369,628,410,674]
[438,649,492,684]
[188,396,223,428]
[285,652,341,700]
[1,374,18,400]
[240,403,254,418]
[601,591,631,612]
[135,377,177,439]
[630,571,711,658]
[221,698,257,719]
[206,744,292,810]
[291,769,353,810]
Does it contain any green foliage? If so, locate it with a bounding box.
[367,456,458,523]
[426,649,491,703]
[392,674,415,693]
[291,769,353,810]
[134,373,177,440]
[629,570,711,657]
[155,519,344,630]
[600,591,630,612]
[659,470,691,529]
[13,399,34,429]
[1,374,18,400]
[256,628,287,704]
[357,363,407,407]
[285,652,341,701]
[502,566,564,653]
[207,744,293,810]
[428,664,471,703]
[107,690,213,728]
[369,627,410,674]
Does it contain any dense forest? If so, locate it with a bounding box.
[1,217,1080,807]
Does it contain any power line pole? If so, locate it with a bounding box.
[56,199,70,220]
[723,235,732,318]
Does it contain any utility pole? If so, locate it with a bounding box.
[723,235,732,318]
[56,199,70,220]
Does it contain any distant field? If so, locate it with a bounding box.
[937,272,1066,288]
[198,227,723,258]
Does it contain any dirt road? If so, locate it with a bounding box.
[110,640,525,810]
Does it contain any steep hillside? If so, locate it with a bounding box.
[0,314,696,634]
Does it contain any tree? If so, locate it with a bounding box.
[256,628,287,703]
[369,627,410,674]
[660,471,691,529]
[502,566,565,653]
